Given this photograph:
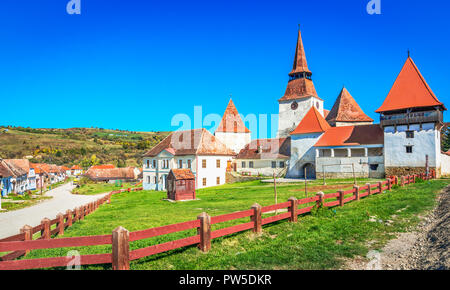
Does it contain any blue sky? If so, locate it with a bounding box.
[0,0,449,138]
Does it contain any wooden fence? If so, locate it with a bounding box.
[0,172,435,270]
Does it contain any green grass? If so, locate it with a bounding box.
[72,182,140,195]
[22,178,449,270]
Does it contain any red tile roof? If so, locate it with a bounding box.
[143,128,236,157]
[236,138,291,160]
[289,28,311,76]
[91,164,115,170]
[84,167,137,181]
[326,87,373,123]
[376,57,446,113]
[215,99,250,133]
[314,124,383,147]
[323,109,330,118]
[290,107,331,135]
[0,161,14,178]
[279,77,321,102]
[71,165,82,170]
[2,159,29,177]
[169,169,195,180]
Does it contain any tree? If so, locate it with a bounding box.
[442,124,450,152]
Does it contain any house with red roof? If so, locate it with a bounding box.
[143,128,235,190]
[70,165,83,176]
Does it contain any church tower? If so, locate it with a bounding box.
[277,28,324,138]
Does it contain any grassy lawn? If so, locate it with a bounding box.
[22,178,449,270]
[71,182,140,195]
[1,194,53,211]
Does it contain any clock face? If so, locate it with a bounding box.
[291,101,298,110]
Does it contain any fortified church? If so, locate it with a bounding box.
[143,28,449,190]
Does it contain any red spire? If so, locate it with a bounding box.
[376,57,446,113]
[289,28,311,76]
[216,99,251,133]
[326,87,373,124]
[290,106,330,135]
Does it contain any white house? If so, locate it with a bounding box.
[143,128,235,190]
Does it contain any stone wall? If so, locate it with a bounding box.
[385,166,435,177]
[225,172,263,184]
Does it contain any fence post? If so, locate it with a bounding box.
[288,197,298,222]
[108,194,111,204]
[80,206,85,220]
[387,178,391,191]
[400,176,405,187]
[66,210,73,227]
[377,181,382,193]
[197,212,211,252]
[354,186,360,201]
[366,183,371,195]
[338,191,344,206]
[20,225,33,256]
[41,218,50,239]
[251,203,262,234]
[395,176,398,185]
[112,226,130,270]
[316,192,324,208]
[57,213,64,236]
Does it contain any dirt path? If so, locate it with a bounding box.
[0,183,108,239]
[344,185,450,270]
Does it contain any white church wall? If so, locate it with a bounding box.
[286,132,322,178]
[384,123,439,169]
[441,153,450,176]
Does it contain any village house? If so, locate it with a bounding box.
[30,163,48,190]
[0,160,14,196]
[1,159,29,194]
[71,165,83,176]
[143,128,235,190]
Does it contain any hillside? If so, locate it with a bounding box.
[0,126,170,168]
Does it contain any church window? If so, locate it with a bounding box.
[406,131,414,138]
[316,102,319,109]
[406,146,413,153]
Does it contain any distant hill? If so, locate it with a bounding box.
[0,126,170,168]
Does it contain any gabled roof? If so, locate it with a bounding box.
[314,124,383,147]
[289,28,311,76]
[0,161,14,178]
[2,159,29,177]
[215,99,250,133]
[376,57,446,113]
[326,87,373,123]
[290,106,331,135]
[90,164,115,170]
[84,167,137,181]
[143,128,236,157]
[236,138,291,160]
[169,169,195,180]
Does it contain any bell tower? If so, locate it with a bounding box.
[277,27,324,138]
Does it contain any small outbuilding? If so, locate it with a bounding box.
[167,169,196,201]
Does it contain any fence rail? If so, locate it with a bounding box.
[0,171,436,270]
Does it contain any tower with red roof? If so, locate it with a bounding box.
[376,56,446,177]
[214,99,252,154]
[277,28,325,138]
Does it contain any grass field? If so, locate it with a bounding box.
[71,182,141,195]
[22,178,449,270]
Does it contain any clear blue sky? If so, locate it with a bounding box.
[0,0,449,138]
